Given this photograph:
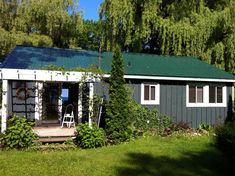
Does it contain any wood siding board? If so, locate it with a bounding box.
[176,85,182,122]
[191,108,196,128]
[160,84,166,114]
[198,108,203,126]
[216,108,220,124]
[211,108,216,125]
[186,108,191,125]
[172,85,177,121]
[166,85,172,117]
[133,83,141,103]
[182,85,187,123]
[202,108,207,124]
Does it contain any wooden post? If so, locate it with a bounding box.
[232,85,234,111]
[78,83,83,123]
[1,80,8,133]
[34,82,43,122]
[88,83,94,128]
[58,83,62,122]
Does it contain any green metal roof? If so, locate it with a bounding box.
[1,45,235,80]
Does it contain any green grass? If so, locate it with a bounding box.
[0,135,230,176]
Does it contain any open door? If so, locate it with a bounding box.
[61,83,78,122]
[42,83,61,120]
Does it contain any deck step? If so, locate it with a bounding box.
[41,120,60,124]
[33,126,76,143]
[38,136,75,143]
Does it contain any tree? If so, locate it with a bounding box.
[105,46,131,144]
[15,0,83,48]
[99,0,235,73]
[0,0,83,59]
[77,20,102,50]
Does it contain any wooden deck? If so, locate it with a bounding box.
[33,126,76,142]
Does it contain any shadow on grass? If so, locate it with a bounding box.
[116,148,233,176]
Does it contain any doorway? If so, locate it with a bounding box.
[61,83,79,122]
[42,83,61,120]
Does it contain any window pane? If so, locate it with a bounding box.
[217,87,223,103]
[189,86,196,103]
[209,86,216,103]
[150,86,155,100]
[197,86,203,103]
[144,85,149,100]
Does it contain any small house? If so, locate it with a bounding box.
[0,45,234,132]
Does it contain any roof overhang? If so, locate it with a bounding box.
[0,68,99,82]
[0,68,234,83]
[104,74,235,83]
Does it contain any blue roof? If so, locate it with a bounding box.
[1,45,235,80]
[1,45,99,69]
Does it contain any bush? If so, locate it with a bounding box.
[198,123,213,134]
[215,121,235,160]
[105,46,131,144]
[0,115,37,149]
[164,122,191,136]
[75,123,106,149]
[128,100,172,135]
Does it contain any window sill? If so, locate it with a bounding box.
[186,103,226,107]
[141,100,159,105]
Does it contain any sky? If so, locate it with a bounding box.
[79,0,104,20]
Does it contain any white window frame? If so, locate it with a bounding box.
[186,84,227,107]
[141,83,160,105]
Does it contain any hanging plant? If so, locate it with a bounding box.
[16,87,30,100]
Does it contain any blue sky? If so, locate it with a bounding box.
[79,0,104,20]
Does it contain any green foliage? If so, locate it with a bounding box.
[0,0,83,59]
[100,0,235,73]
[28,143,77,151]
[105,46,131,144]
[15,0,83,48]
[75,123,106,149]
[198,123,213,132]
[0,136,223,176]
[41,64,104,75]
[127,99,172,135]
[215,121,235,160]
[0,115,37,149]
[77,20,102,50]
[0,27,53,60]
[164,122,192,136]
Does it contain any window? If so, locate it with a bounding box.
[209,86,223,103]
[187,84,226,107]
[141,84,159,105]
[189,86,203,103]
[144,85,156,100]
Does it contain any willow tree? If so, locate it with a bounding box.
[100,0,235,73]
[0,0,83,59]
[100,0,161,51]
[15,0,83,48]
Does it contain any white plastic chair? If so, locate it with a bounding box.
[61,104,75,128]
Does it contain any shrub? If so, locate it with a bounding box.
[128,99,172,135]
[75,123,106,149]
[215,121,235,160]
[164,121,191,136]
[198,123,213,134]
[0,115,37,149]
[105,46,131,144]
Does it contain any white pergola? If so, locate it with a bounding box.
[0,68,97,132]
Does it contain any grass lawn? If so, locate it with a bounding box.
[0,135,230,176]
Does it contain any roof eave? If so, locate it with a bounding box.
[103,74,235,83]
